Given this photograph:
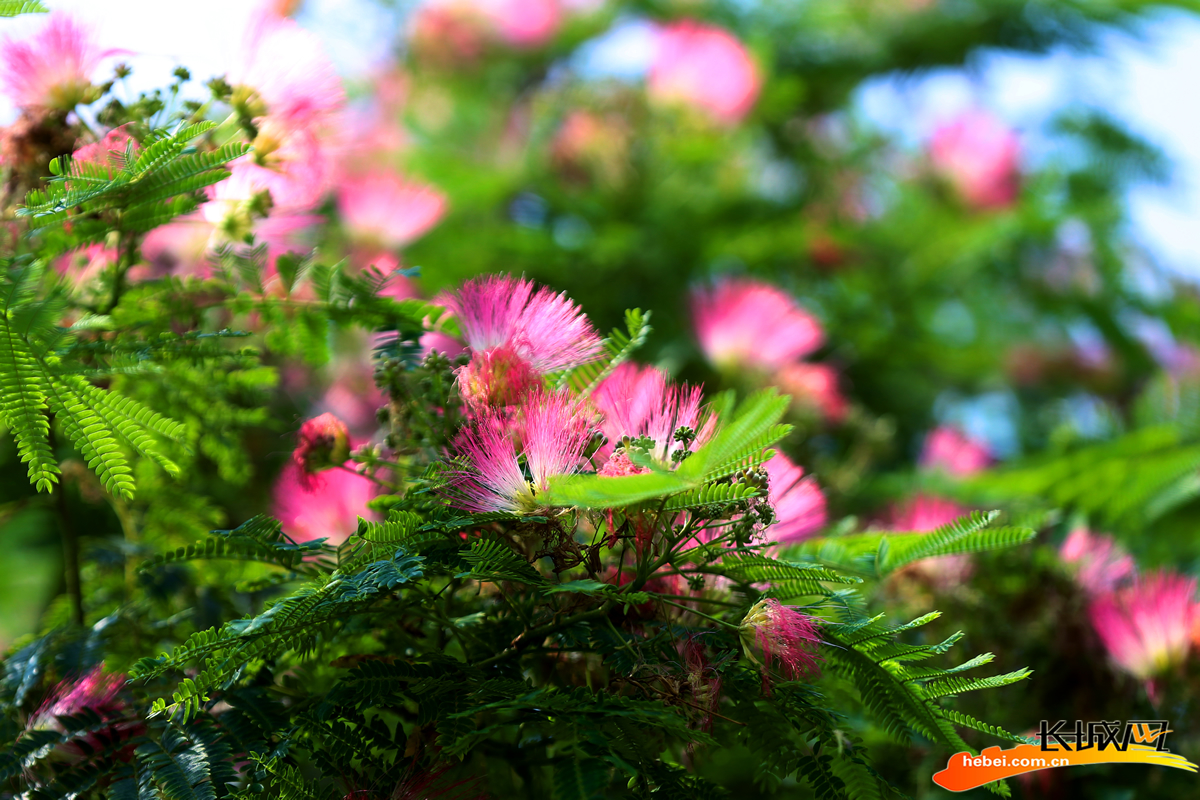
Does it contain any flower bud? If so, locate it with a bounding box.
[293,413,351,477]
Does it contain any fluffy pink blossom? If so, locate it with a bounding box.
[293,413,351,479]
[692,278,823,371]
[763,452,827,545]
[421,330,467,359]
[1089,571,1198,681]
[337,172,448,249]
[141,162,319,278]
[1060,528,1136,596]
[592,362,712,467]
[447,390,592,513]
[451,275,601,369]
[0,14,121,111]
[929,111,1020,210]
[477,0,562,47]
[273,460,379,545]
[449,276,602,410]
[739,599,822,690]
[230,10,344,130]
[227,10,345,210]
[920,426,991,477]
[457,342,542,410]
[27,665,141,762]
[773,362,847,423]
[648,21,761,125]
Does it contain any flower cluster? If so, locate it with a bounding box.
[928,111,1021,211]
[1061,529,1199,688]
[692,277,845,421]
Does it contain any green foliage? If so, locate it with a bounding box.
[20,123,247,242]
[0,1,48,15]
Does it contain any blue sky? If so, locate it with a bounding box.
[2,1,1196,277]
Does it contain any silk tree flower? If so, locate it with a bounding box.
[293,413,351,482]
[449,275,602,410]
[920,426,991,477]
[337,171,448,250]
[1089,571,1198,681]
[227,9,345,210]
[26,665,141,762]
[0,14,122,112]
[648,20,761,125]
[592,362,713,471]
[928,111,1020,211]
[739,599,822,690]
[476,0,562,47]
[691,278,823,372]
[273,460,379,546]
[1060,528,1136,597]
[447,390,593,513]
[144,161,317,278]
[763,452,827,545]
[773,362,847,423]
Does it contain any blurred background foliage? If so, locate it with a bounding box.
[4,0,1200,797]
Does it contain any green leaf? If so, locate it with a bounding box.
[0,1,49,16]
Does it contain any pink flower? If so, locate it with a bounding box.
[457,342,542,410]
[228,10,345,211]
[1089,571,1198,681]
[421,330,467,359]
[447,390,593,513]
[0,14,121,111]
[691,278,823,371]
[71,125,137,175]
[592,362,712,467]
[477,0,562,47]
[739,599,822,690]
[293,413,351,479]
[26,665,141,762]
[1061,528,1136,596]
[648,20,761,125]
[763,452,827,545]
[142,163,319,278]
[920,426,991,477]
[230,10,344,131]
[929,111,1020,210]
[773,362,847,423]
[449,275,602,410]
[28,666,125,731]
[337,172,448,249]
[273,460,379,545]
